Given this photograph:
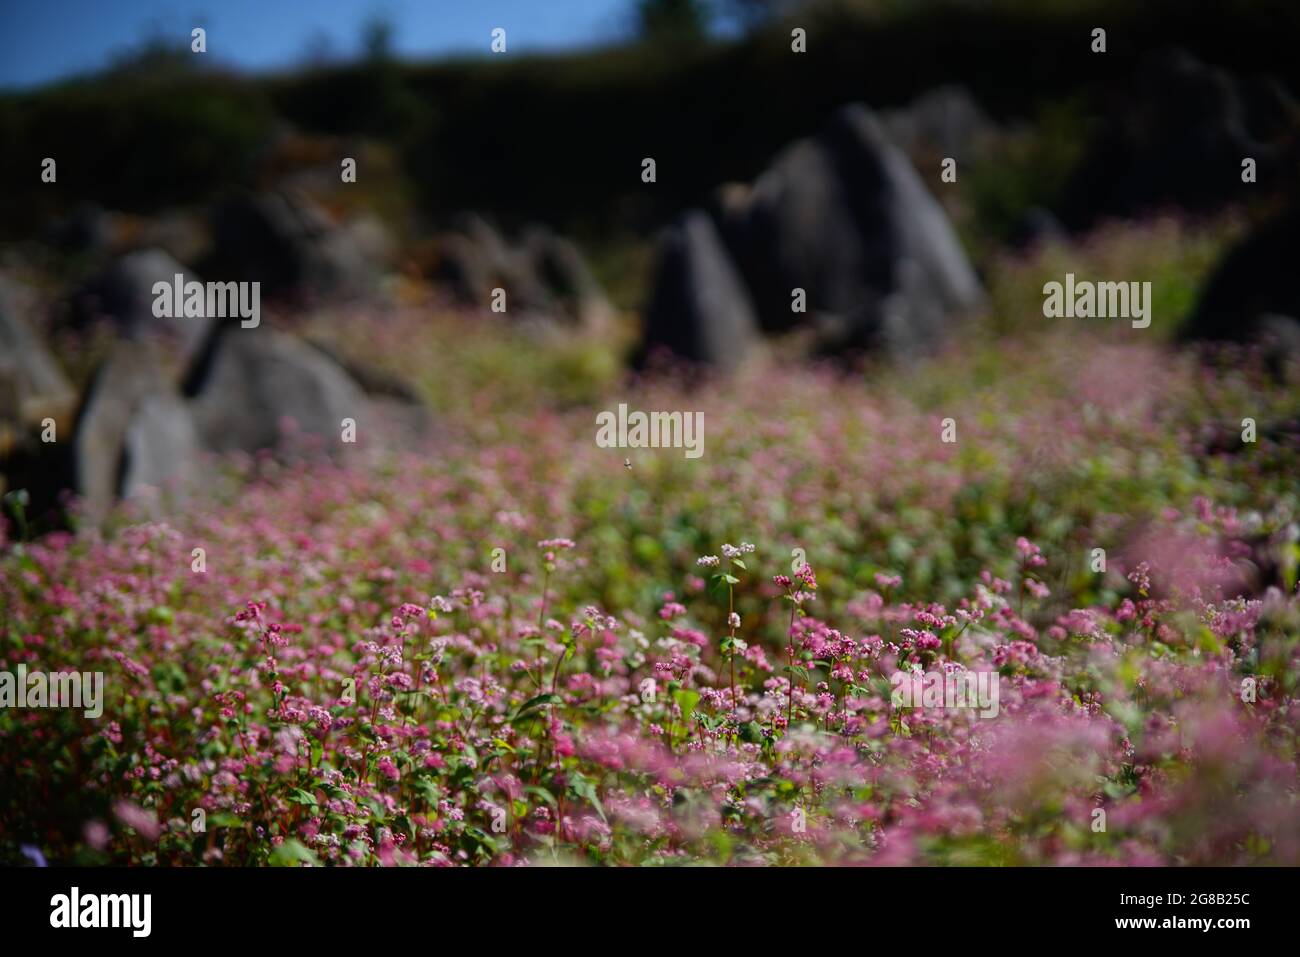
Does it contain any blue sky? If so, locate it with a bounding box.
[0,0,653,90]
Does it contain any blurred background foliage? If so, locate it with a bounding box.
[2,0,1295,268]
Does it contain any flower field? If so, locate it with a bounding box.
[4,261,1299,868]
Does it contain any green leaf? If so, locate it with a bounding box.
[268,839,318,867]
[709,829,733,863]
[730,559,746,571]
[510,693,562,723]
[672,688,700,718]
[525,784,557,807]
[287,787,318,808]
[414,778,442,805]
[569,777,607,823]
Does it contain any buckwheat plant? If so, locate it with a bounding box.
[699,543,755,738]
[3,314,1298,867]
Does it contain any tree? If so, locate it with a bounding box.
[724,0,798,30]
[636,0,711,46]
[360,16,396,64]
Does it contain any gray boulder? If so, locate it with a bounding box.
[718,134,867,335]
[432,215,610,327]
[433,231,495,306]
[716,103,983,357]
[306,339,435,442]
[73,342,196,526]
[522,225,613,329]
[837,107,985,354]
[208,190,382,301]
[638,210,761,370]
[70,248,212,364]
[120,393,201,510]
[431,214,521,308]
[183,326,367,456]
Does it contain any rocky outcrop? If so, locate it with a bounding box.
[182,325,368,457]
[639,211,761,370]
[208,190,384,301]
[69,248,212,364]
[1181,206,1300,366]
[641,102,984,366]
[73,342,198,526]
[430,215,611,328]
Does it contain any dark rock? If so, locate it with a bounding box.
[182,325,367,456]
[459,214,513,274]
[834,106,984,353]
[463,214,552,315]
[208,190,380,301]
[433,232,495,305]
[522,225,613,329]
[431,214,519,308]
[716,103,982,357]
[717,134,866,335]
[1181,207,1300,347]
[431,215,610,326]
[638,210,761,370]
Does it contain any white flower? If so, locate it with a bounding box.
[728,612,741,629]
[697,555,720,568]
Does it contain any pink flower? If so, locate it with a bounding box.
[113,801,161,842]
